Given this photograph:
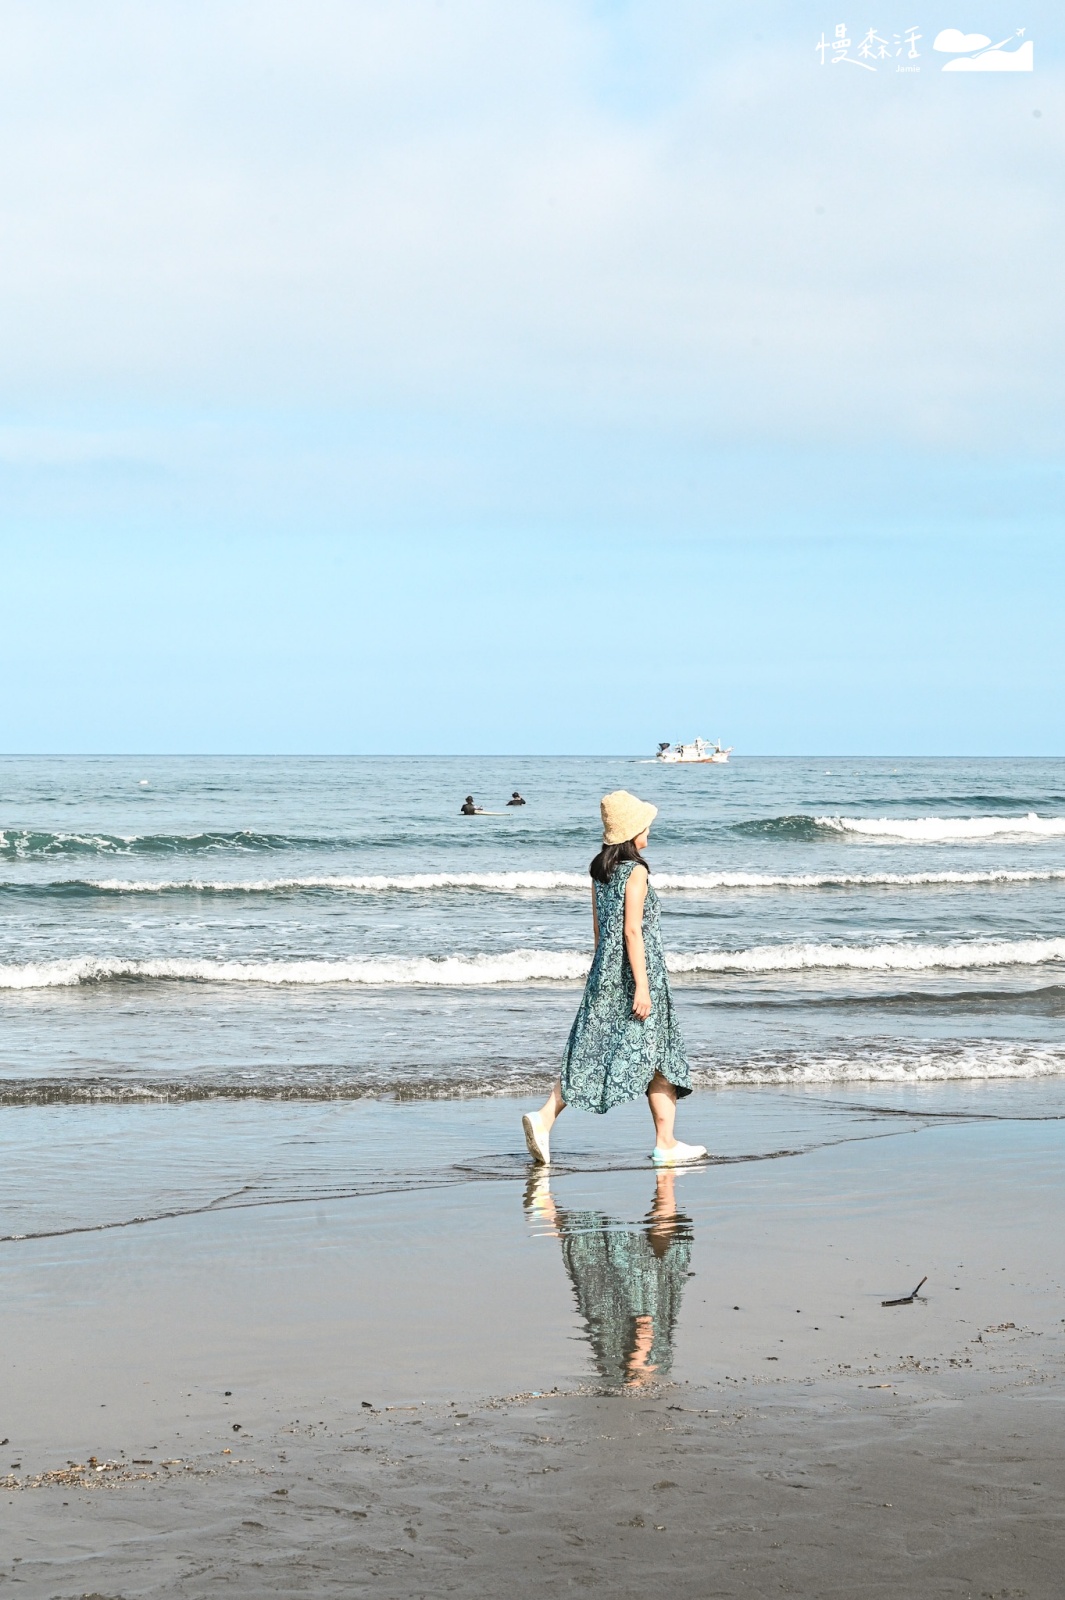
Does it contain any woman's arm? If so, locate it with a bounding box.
[591,885,599,951]
[623,866,651,1019]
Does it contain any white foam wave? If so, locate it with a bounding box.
[658,869,1065,889]
[817,812,1065,842]
[0,831,132,851]
[4,935,1065,989]
[88,871,592,894]
[670,937,1065,974]
[0,950,591,990]
[25,866,1065,895]
[7,1045,1065,1098]
[695,1043,1065,1086]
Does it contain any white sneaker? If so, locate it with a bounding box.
[652,1140,708,1165]
[522,1112,551,1165]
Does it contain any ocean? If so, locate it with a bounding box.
[3,754,1065,1238]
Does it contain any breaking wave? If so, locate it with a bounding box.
[0,824,598,860]
[731,814,824,841]
[4,814,1063,862]
[4,866,1065,898]
[4,1042,1065,1103]
[698,1041,1065,1087]
[5,937,1065,989]
[24,871,594,895]
[816,813,1065,842]
[732,812,1065,843]
[0,829,318,859]
[667,937,1065,975]
[0,950,591,989]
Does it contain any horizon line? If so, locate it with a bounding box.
[1,752,1063,762]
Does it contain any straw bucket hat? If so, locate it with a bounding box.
[600,790,658,845]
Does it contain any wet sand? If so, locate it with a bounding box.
[4,1087,1065,1595]
[8,1380,1065,1599]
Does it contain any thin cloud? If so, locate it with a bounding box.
[0,2,1059,454]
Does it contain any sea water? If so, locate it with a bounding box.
[2,754,1065,1236]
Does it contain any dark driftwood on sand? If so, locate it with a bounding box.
[882,1275,928,1307]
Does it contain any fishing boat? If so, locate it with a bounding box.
[655,738,732,765]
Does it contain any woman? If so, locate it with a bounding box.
[522,789,706,1166]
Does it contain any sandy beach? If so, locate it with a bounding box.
[4,1084,1065,1596]
[8,1378,1065,1597]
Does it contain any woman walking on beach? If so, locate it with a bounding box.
[522,790,706,1167]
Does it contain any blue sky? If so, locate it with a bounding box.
[0,1,1061,754]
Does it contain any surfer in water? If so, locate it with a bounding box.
[460,795,482,816]
[507,792,527,806]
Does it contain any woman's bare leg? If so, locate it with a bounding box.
[523,1081,564,1165]
[537,1080,566,1130]
[647,1073,677,1150]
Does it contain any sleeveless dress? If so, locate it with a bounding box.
[559,859,691,1113]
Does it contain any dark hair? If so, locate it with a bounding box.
[589,838,650,884]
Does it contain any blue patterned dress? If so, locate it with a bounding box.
[560,860,691,1113]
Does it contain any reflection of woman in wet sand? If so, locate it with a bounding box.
[525,1170,693,1389]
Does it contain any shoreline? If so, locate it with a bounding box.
[5,1078,1065,1242]
[4,1087,1065,1594]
